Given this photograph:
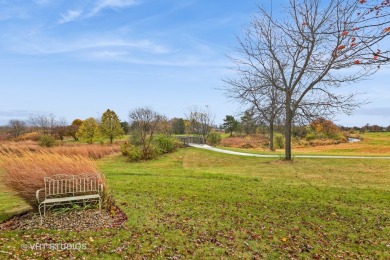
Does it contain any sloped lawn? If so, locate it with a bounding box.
[0,148,389,258]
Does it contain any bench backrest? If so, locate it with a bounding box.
[44,174,101,198]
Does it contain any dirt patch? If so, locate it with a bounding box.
[0,206,127,231]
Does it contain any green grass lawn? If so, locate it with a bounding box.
[1,148,389,258]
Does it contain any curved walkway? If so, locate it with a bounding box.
[188,144,390,159]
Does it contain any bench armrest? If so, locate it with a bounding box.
[99,184,104,195]
[36,189,45,204]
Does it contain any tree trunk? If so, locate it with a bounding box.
[269,121,274,151]
[284,95,293,160]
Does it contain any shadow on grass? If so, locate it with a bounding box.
[0,206,31,223]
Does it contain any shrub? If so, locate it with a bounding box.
[128,146,143,162]
[305,133,316,141]
[154,134,180,153]
[121,143,143,161]
[331,132,347,142]
[207,132,222,146]
[124,134,182,161]
[0,151,104,209]
[292,126,308,138]
[129,131,142,146]
[120,143,130,156]
[39,134,56,147]
[15,131,42,142]
[274,134,285,149]
[142,144,162,160]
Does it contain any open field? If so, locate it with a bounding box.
[0,145,389,258]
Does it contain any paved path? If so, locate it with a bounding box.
[188,144,390,159]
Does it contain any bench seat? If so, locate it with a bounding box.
[42,194,101,204]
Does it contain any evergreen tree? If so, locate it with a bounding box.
[222,115,239,136]
[171,118,185,135]
[240,110,257,135]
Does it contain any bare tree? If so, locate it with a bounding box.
[29,114,57,135]
[8,119,26,138]
[225,69,284,150]
[129,107,162,159]
[185,106,215,143]
[54,118,68,141]
[229,0,389,160]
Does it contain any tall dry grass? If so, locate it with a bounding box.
[221,136,268,149]
[0,142,120,159]
[0,150,104,209]
[50,145,120,159]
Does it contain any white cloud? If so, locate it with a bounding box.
[58,9,82,24]
[89,0,138,16]
[9,37,171,57]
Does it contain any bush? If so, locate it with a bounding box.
[129,131,142,146]
[154,135,180,153]
[121,143,143,161]
[207,132,222,146]
[39,135,56,147]
[142,144,162,160]
[128,146,143,162]
[0,151,103,209]
[292,126,308,138]
[305,133,316,141]
[123,134,182,161]
[120,143,130,156]
[15,131,42,142]
[274,134,284,149]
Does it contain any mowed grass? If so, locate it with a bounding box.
[0,148,389,258]
[0,189,30,223]
[218,132,390,156]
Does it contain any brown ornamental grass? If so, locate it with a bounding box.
[0,142,120,159]
[0,150,104,209]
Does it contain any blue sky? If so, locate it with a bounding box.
[0,0,389,127]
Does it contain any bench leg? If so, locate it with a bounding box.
[99,198,102,211]
[38,204,43,225]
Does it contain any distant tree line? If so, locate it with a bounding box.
[0,105,221,150]
[1,111,390,145]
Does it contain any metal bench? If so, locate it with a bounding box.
[36,174,103,224]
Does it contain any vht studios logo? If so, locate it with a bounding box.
[21,243,87,251]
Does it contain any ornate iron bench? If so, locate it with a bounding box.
[36,174,103,224]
